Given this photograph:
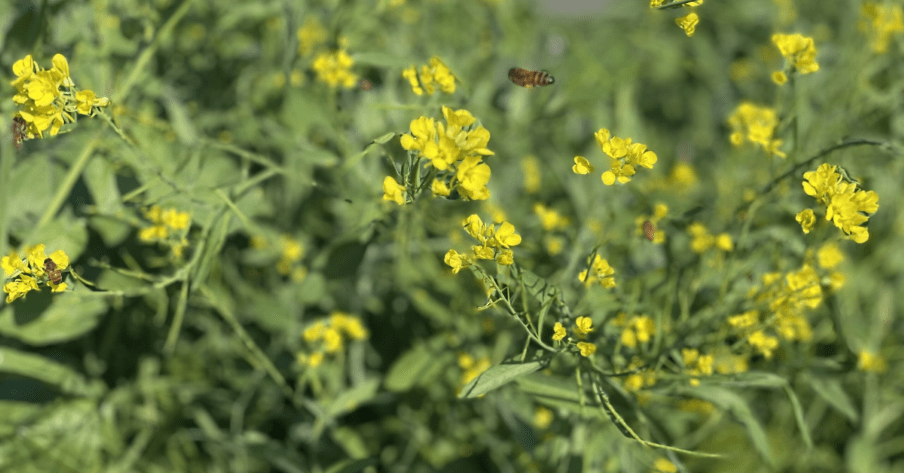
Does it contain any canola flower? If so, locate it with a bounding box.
[860,3,904,54]
[402,56,456,96]
[573,128,657,185]
[2,245,70,302]
[676,13,699,37]
[578,254,616,288]
[139,206,192,258]
[10,54,110,141]
[298,311,369,368]
[727,102,785,157]
[389,106,494,204]
[772,33,819,75]
[799,163,879,243]
[311,50,357,88]
[444,214,521,272]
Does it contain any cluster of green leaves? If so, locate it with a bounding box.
[0,0,902,472]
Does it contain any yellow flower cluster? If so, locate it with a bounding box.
[394,106,494,203]
[728,262,832,359]
[444,214,522,273]
[623,357,657,393]
[860,3,904,54]
[772,33,819,75]
[574,128,658,185]
[799,163,879,243]
[277,235,307,281]
[613,313,655,349]
[681,348,714,386]
[299,312,369,368]
[551,317,596,357]
[2,245,69,302]
[311,49,358,89]
[687,222,733,254]
[727,102,785,157]
[296,16,327,57]
[578,254,616,288]
[10,54,110,140]
[402,57,456,96]
[533,203,570,255]
[140,206,192,257]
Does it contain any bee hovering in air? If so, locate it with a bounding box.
[11,116,27,151]
[44,258,62,285]
[508,68,555,89]
[642,220,655,241]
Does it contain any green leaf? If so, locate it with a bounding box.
[0,399,102,473]
[0,293,107,345]
[372,132,396,144]
[384,339,451,392]
[713,371,789,388]
[459,360,544,398]
[803,373,859,422]
[676,386,774,466]
[325,379,380,418]
[0,347,100,397]
[515,373,605,420]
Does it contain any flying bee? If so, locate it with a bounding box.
[11,116,27,151]
[508,68,555,88]
[43,258,62,285]
[359,79,373,91]
[642,220,655,241]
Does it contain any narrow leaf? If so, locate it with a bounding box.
[459,360,544,398]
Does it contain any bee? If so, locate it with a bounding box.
[508,68,555,88]
[11,116,27,151]
[359,79,373,91]
[642,220,655,241]
[44,258,62,285]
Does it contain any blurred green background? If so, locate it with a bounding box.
[0,0,902,472]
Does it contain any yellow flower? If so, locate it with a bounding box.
[816,242,843,269]
[312,50,357,88]
[796,209,816,234]
[576,342,596,357]
[444,249,470,274]
[382,176,406,205]
[572,156,593,174]
[297,17,327,56]
[574,316,594,336]
[772,71,788,85]
[552,322,567,341]
[676,13,699,37]
[772,33,819,74]
[857,350,887,373]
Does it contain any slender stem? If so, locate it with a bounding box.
[758,138,887,195]
[35,135,100,230]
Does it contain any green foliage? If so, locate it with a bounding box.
[1,0,903,472]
